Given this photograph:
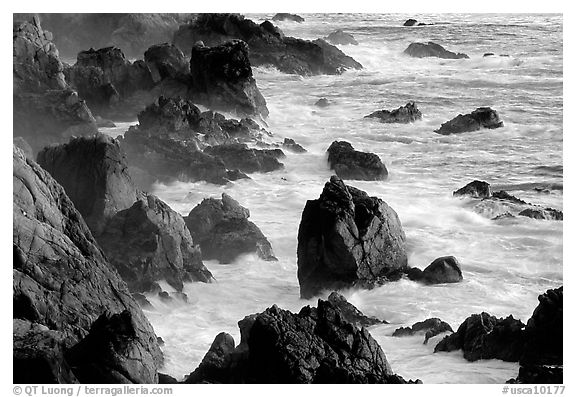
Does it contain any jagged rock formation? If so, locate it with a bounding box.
[173,13,362,76]
[13,146,162,383]
[204,143,285,174]
[404,42,469,59]
[364,102,422,123]
[453,180,492,198]
[393,318,453,344]
[297,176,408,299]
[144,43,190,82]
[407,256,464,285]
[327,292,386,327]
[435,107,503,135]
[185,193,277,263]
[326,141,388,181]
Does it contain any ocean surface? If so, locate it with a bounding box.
[103,13,563,383]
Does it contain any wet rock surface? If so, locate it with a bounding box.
[393,318,453,344]
[364,101,422,123]
[453,180,492,198]
[327,141,388,181]
[407,256,463,285]
[404,42,469,59]
[324,29,358,45]
[327,292,386,327]
[435,107,503,135]
[271,13,305,23]
[204,143,285,174]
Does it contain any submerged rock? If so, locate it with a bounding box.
[453,180,492,198]
[393,318,454,344]
[271,13,305,23]
[435,107,503,135]
[364,101,422,123]
[327,292,386,327]
[185,299,416,383]
[185,193,277,263]
[327,141,388,181]
[13,146,162,383]
[324,29,358,45]
[297,176,408,299]
[314,97,330,107]
[404,42,469,59]
[173,13,362,76]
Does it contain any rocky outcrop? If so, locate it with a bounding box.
[327,292,385,327]
[364,102,422,123]
[435,107,503,135]
[37,134,140,236]
[282,138,307,153]
[98,194,214,292]
[326,141,388,181]
[189,40,269,117]
[393,318,453,344]
[13,137,34,159]
[404,42,469,59]
[453,180,492,198]
[144,43,189,82]
[518,207,563,221]
[314,98,330,107]
[271,13,305,23]
[403,19,429,27]
[434,313,526,362]
[173,13,362,76]
[185,299,416,383]
[185,193,277,263]
[13,18,97,154]
[297,176,408,299]
[407,256,463,285]
[13,146,162,383]
[324,30,358,45]
[204,143,285,174]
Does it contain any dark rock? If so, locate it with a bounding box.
[137,96,202,134]
[510,365,563,384]
[453,180,492,198]
[404,42,469,59]
[157,337,165,346]
[314,98,330,107]
[185,332,236,383]
[327,141,388,181]
[204,143,285,174]
[13,146,162,383]
[392,318,453,344]
[492,212,515,220]
[435,107,503,135]
[327,292,386,327]
[186,299,415,383]
[484,52,495,57]
[190,40,269,117]
[173,14,362,76]
[491,190,528,204]
[158,291,173,302]
[518,207,563,221]
[297,176,408,299]
[324,29,358,45]
[185,193,277,263]
[271,13,305,23]
[282,138,307,153]
[434,312,525,362]
[364,101,422,123]
[132,293,153,310]
[403,19,418,26]
[408,256,463,285]
[37,134,141,236]
[158,373,179,384]
[98,194,214,292]
[144,43,189,83]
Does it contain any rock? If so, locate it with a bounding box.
[98,194,214,292]
[326,141,388,181]
[518,207,563,221]
[173,13,362,76]
[186,299,415,383]
[403,19,418,26]
[392,318,453,344]
[364,101,422,123]
[491,190,527,204]
[13,137,34,159]
[435,107,503,135]
[484,52,495,57]
[297,176,408,299]
[132,293,153,309]
[13,146,162,383]
[158,291,173,303]
[185,332,236,383]
[434,312,525,362]
[404,42,469,59]
[271,13,305,23]
[324,29,358,45]
[314,97,330,107]
[327,292,386,327]
[185,193,277,263]
[190,40,269,117]
[204,143,285,174]
[408,256,463,285]
[158,373,179,384]
[94,115,116,128]
[282,138,307,153]
[144,43,189,83]
[453,180,492,198]
[37,134,141,236]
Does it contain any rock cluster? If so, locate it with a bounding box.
[364,101,422,123]
[327,141,388,181]
[393,318,453,344]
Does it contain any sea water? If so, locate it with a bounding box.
[104,13,563,383]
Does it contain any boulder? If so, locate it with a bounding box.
[144,43,190,83]
[327,292,385,327]
[364,101,422,123]
[204,143,285,174]
[435,107,503,135]
[326,141,388,181]
[408,256,463,285]
[518,207,563,221]
[282,138,307,153]
[185,332,236,383]
[185,193,277,263]
[98,194,214,292]
[37,134,141,236]
[190,40,269,117]
[324,29,358,45]
[453,180,492,198]
[404,42,469,59]
[392,318,453,344]
[314,98,330,107]
[13,146,162,383]
[297,176,408,299]
[403,19,418,26]
[173,13,362,76]
[271,13,305,23]
[186,299,415,383]
[434,313,525,362]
